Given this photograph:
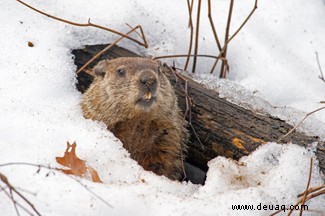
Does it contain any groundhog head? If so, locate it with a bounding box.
[92,57,172,113]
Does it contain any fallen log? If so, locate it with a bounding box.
[72,44,325,184]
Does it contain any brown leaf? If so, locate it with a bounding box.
[55,141,87,177]
[88,166,103,183]
[55,141,103,183]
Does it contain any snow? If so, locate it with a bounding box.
[0,0,324,215]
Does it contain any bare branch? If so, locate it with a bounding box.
[298,158,313,216]
[192,0,202,73]
[298,185,325,197]
[16,0,148,48]
[271,158,325,216]
[0,163,113,208]
[277,106,325,143]
[315,52,325,83]
[207,0,222,51]
[210,0,258,75]
[184,0,194,71]
[219,0,234,78]
[77,25,146,73]
[154,54,225,61]
[187,0,194,27]
[1,172,41,216]
[227,0,258,44]
[0,184,35,216]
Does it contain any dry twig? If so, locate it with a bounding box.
[17,0,149,75]
[16,0,148,48]
[207,0,222,52]
[184,0,194,71]
[315,52,325,83]
[271,158,325,216]
[192,0,202,73]
[0,163,113,209]
[77,25,147,73]
[183,0,258,76]
[0,172,41,216]
[164,65,205,180]
[277,106,325,143]
[154,54,225,61]
[219,0,234,78]
[297,158,313,216]
[210,0,258,76]
[164,66,204,149]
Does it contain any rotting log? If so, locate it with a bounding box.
[72,44,325,183]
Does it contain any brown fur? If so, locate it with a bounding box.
[81,57,188,180]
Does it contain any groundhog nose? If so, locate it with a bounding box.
[140,74,157,88]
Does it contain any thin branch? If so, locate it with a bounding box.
[1,173,41,216]
[165,66,205,150]
[298,158,313,216]
[125,23,142,40]
[298,185,325,197]
[210,0,258,75]
[219,0,234,78]
[0,162,113,208]
[227,0,258,44]
[154,54,225,61]
[10,189,21,216]
[184,0,194,71]
[304,188,325,200]
[207,0,222,51]
[315,52,325,83]
[0,184,35,216]
[192,0,202,73]
[187,0,194,27]
[271,158,325,216]
[77,25,145,73]
[16,0,148,48]
[277,106,325,142]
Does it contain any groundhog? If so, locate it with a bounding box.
[81,57,188,180]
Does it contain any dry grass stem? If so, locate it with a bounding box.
[188,0,194,27]
[192,0,202,73]
[166,66,205,150]
[315,52,325,83]
[227,0,258,44]
[219,0,234,78]
[209,0,258,76]
[16,0,148,48]
[184,0,195,71]
[77,25,146,73]
[0,162,113,208]
[297,158,313,216]
[277,106,325,142]
[298,185,325,197]
[154,54,225,61]
[0,172,41,216]
[207,0,222,51]
[271,158,325,216]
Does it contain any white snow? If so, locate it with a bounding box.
[0,0,324,215]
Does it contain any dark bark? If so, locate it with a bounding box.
[72,44,325,183]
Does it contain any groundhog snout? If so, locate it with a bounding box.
[139,70,158,92]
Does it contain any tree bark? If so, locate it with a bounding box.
[72,44,325,181]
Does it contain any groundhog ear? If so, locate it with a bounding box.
[93,60,107,77]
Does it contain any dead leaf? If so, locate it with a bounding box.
[56,142,103,183]
[88,166,103,183]
[56,141,87,177]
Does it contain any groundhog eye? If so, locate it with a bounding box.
[117,68,125,77]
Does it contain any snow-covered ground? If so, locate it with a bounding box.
[0,0,324,215]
